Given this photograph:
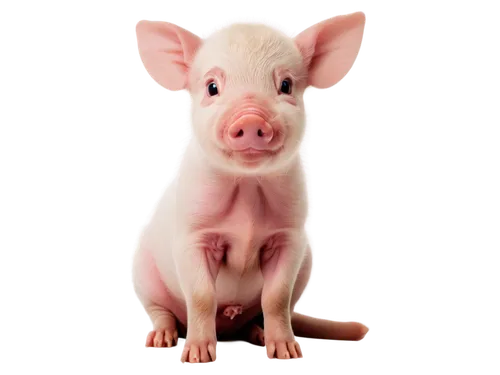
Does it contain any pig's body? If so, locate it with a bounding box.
[133,140,310,335]
[133,12,368,362]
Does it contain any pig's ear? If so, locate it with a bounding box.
[136,20,202,91]
[294,12,365,89]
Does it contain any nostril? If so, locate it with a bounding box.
[236,129,244,137]
[257,129,264,137]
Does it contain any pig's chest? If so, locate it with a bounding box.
[191,179,294,248]
[188,179,299,302]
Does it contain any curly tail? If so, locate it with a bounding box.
[291,312,369,341]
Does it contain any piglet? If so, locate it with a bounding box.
[133,12,368,363]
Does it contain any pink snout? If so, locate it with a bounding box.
[227,114,274,151]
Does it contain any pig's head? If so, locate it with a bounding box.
[136,12,365,175]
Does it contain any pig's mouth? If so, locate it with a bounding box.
[238,148,273,156]
[219,146,284,165]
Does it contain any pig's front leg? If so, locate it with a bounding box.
[175,234,224,363]
[261,232,307,359]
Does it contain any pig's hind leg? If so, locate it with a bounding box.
[220,308,265,347]
[144,306,179,350]
[237,308,369,347]
[133,247,180,348]
[290,246,369,341]
[245,324,266,346]
[292,311,370,343]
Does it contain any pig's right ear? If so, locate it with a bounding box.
[136,20,202,91]
[294,12,365,89]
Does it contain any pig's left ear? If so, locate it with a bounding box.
[295,12,365,89]
[136,20,202,91]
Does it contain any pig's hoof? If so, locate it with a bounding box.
[244,324,265,346]
[145,328,178,348]
[181,339,217,363]
[265,338,302,359]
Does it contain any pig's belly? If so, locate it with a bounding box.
[144,247,265,336]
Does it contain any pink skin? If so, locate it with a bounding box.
[227,114,274,150]
[134,12,368,363]
[215,94,285,167]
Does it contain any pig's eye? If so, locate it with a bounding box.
[280,79,292,95]
[207,81,219,96]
